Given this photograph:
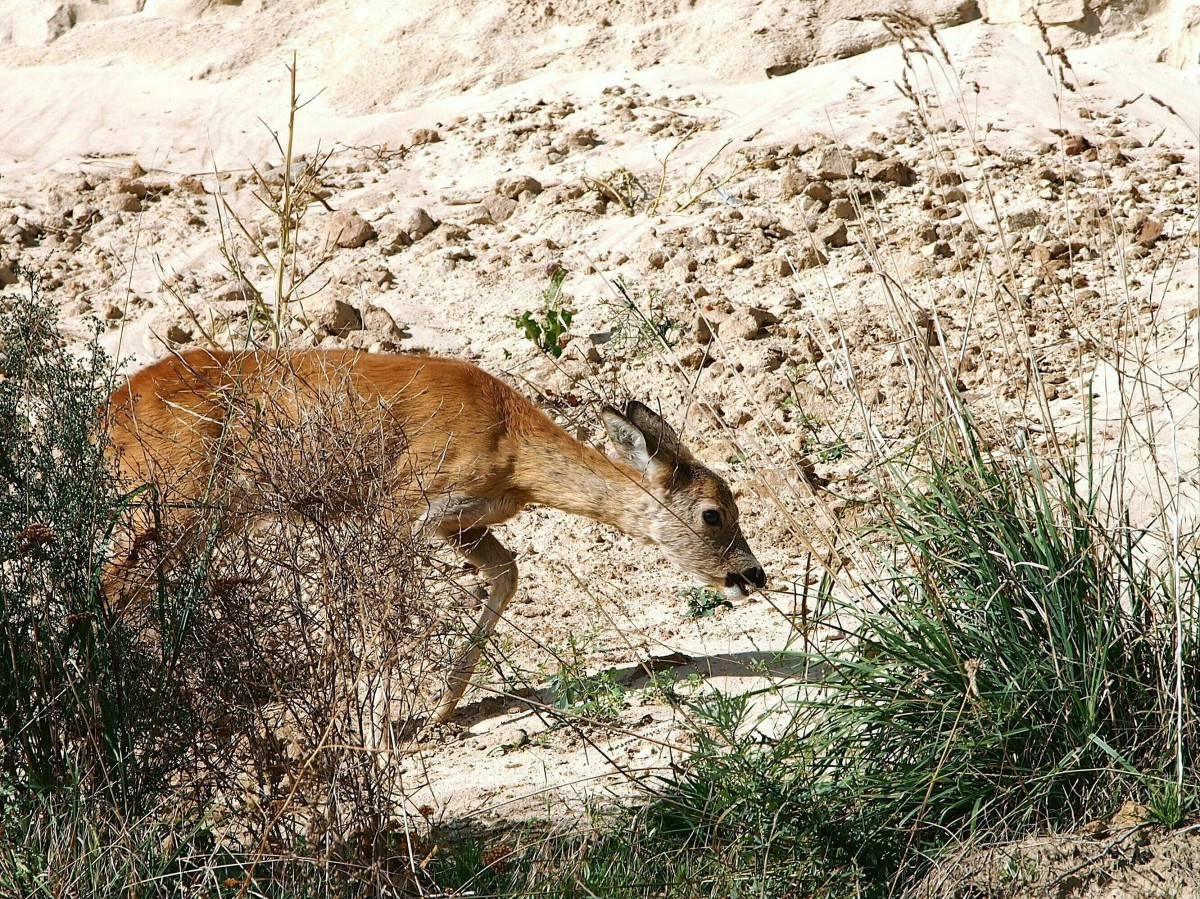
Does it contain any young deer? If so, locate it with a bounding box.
[105,349,765,722]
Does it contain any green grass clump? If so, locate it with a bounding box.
[792,419,1200,880]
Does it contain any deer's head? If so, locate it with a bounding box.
[602,401,765,598]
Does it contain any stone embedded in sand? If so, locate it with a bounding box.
[363,304,406,340]
[865,157,917,186]
[717,251,751,272]
[779,167,808,200]
[811,145,855,181]
[409,128,441,146]
[724,307,779,341]
[481,193,519,223]
[109,193,143,213]
[301,297,364,336]
[396,207,436,239]
[165,323,193,344]
[178,175,207,195]
[0,262,15,286]
[566,128,599,149]
[930,170,964,187]
[692,313,716,344]
[815,220,848,248]
[1034,166,1062,185]
[494,174,543,200]
[1134,216,1164,246]
[1063,134,1090,156]
[326,210,376,248]
[829,199,855,220]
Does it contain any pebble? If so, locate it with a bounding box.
[815,221,848,248]
[397,207,436,239]
[811,145,855,180]
[495,174,543,199]
[717,252,750,272]
[410,128,441,146]
[326,210,375,249]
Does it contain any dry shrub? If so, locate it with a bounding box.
[113,352,466,866]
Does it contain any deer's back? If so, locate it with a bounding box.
[105,349,549,505]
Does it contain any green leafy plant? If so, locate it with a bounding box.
[603,278,680,354]
[680,586,733,619]
[548,635,627,721]
[515,268,575,357]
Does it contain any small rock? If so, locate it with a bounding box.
[1034,166,1062,185]
[102,303,123,321]
[566,128,599,149]
[481,193,519,223]
[692,314,716,344]
[680,346,714,370]
[812,145,855,180]
[410,128,441,146]
[1134,216,1163,246]
[865,157,916,185]
[779,167,808,200]
[1063,134,1090,156]
[178,175,206,195]
[829,198,855,220]
[397,207,436,239]
[725,307,779,340]
[718,252,751,272]
[326,210,375,249]
[109,194,143,213]
[363,304,406,339]
[802,181,833,203]
[369,267,395,287]
[0,262,15,286]
[301,297,363,336]
[930,170,963,187]
[815,221,848,248]
[165,323,193,344]
[495,174,544,199]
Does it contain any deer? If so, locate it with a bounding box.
[104,348,765,723]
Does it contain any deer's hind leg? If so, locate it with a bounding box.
[430,526,518,724]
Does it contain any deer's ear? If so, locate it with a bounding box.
[602,406,652,473]
[623,400,685,461]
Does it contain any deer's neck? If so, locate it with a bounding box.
[514,422,656,539]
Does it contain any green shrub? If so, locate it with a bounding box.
[0,285,209,808]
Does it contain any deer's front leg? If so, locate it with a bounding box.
[430,526,518,724]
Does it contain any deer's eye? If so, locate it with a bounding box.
[702,509,722,527]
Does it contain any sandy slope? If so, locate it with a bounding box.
[0,3,1198,879]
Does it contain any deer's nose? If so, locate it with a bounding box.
[725,566,767,592]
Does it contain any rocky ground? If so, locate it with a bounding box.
[1,0,1199,893]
